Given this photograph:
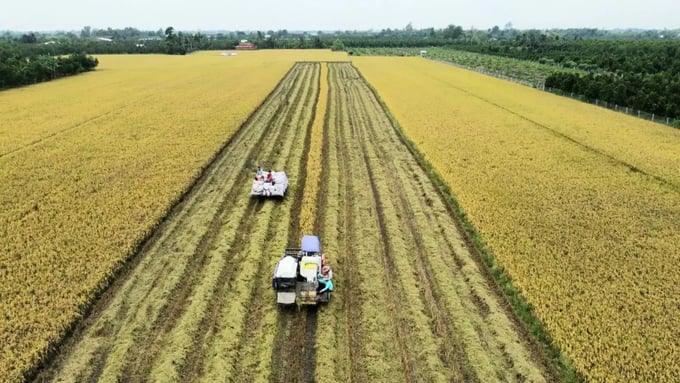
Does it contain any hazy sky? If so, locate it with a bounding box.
[2,0,679,32]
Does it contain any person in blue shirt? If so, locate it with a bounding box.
[317,273,334,293]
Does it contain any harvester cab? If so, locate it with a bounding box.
[272,235,332,306]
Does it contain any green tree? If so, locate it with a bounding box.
[330,39,345,51]
[20,33,37,44]
[80,26,92,39]
[443,25,464,39]
[165,26,175,40]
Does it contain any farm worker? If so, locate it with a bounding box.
[317,273,334,293]
[322,265,333,280]
[266,171,274,183]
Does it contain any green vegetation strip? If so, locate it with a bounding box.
[349,47,585,86]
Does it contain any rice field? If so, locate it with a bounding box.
[0,50,344,383]
[3,50,676,383]
[27,58,549,382]
[354,56,680,382]
[3,53,551,382]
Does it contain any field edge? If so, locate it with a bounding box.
[352,62,584,383]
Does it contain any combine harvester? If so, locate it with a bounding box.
[251,169,288,197]
[272,235,334,306]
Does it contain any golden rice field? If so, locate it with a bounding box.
[2,53,555,383]
[0,50,344,383]
[3,49,678,383]
[355,56,680,382]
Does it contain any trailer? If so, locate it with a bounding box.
[251,171,288,197]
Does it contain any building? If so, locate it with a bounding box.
[235,41,257,50]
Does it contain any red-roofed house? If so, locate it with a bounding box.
[235,41,257,50]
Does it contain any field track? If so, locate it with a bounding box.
[35,62,552,382]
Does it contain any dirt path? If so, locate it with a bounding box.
[35,61,554,383]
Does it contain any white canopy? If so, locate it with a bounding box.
[274,256,298,279]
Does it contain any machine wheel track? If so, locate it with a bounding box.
[228,62,320,382]
[175,67,316,381]
[172,196,265,382]
[328,62,367,382]
[270,62,322,383]
[343,78,419,382]
[348,66,478,381]
[176,62,317,381]
[118,65,312,382]
[32,63,304,383]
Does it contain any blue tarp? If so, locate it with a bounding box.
[301,235,320,253]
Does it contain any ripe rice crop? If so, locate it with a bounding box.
[354,56,680,382]
[0,50,344,383]
[29,59,550,383]
[299,63,328,235]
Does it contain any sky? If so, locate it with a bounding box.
[2,0,679,32]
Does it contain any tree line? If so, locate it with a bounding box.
[324,26,680,120]
[544,66,680,119]
[441,36,680,119]
[0,47,98,89]
[2,25,680,119]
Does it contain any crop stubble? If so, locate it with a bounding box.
[354,56,680,381]
[36,62,319,382]
[312,62,550,382]
[37,60,551,383]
